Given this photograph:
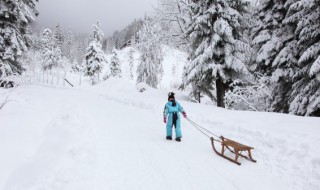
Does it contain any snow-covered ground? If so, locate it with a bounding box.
[1,78,319,190]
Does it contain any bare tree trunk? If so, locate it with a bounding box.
[216,78,226,108]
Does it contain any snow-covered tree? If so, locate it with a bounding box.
[155,0,190,50]
[84,41,106,84]
[91,20,104,44]
[65,29,75,61]
[54,24,64,50]
[40,28,62,71]
[250,0,299,112]
[137,52,159,88]
[110,50,121,78]
[128,48,135,80]
[84,21,107,85]
[284,0,320,116]
[0,0,38,79]
[75,34,88,65]
[182,0,251,107]
[136,17,163,88]
[71,60,82,73]
[105,19,143,51]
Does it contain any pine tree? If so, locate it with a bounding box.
[110,50,121,77]
[137,52,159,88]
[284,0,320,116]
[84,21,107,85]
[65,29,75,61]
[182,0,251,107]
[84,41,106,84]
[0,0,38,79]
[54,24,64,50]
[40,28,62,71]
[251,0,299,112]
[75,35,87,64]
[128,48,134,80]
[91,20,104,44]
[136,17,163,88]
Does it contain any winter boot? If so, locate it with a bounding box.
[166,136,172,140]
[175,137,181,142]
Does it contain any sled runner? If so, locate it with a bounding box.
[210,136,256,165]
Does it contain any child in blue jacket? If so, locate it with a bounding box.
[163,92,187,142]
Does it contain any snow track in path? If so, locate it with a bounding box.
[4,103,99,190]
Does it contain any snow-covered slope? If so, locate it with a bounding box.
[1,79,319,190]
[104,46,187,91]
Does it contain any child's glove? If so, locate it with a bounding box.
[163,117,167,123]
[183,111,187,118]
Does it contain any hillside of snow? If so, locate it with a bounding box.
[1,78,319,190]
[104,46,188,91]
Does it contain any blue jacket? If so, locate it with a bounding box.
[163,101,184,119]
[163,101,184,138]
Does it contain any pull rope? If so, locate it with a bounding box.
[185,117,222,142]
[186,118,211,138]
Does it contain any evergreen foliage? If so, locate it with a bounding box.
[182,0,251,107]
[92,20,104,44]
[84,41,106,84]
[110,50,121,78]
[65,29,75,61]
[251,0,298,112]
[0,0,38,79]
[54,24,64,50]
[84,21,107,85]
[136,17,163,88]
[284,0,320,116]
[40,28,62,71]
[128,48,134,80]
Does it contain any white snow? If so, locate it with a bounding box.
[104,46,187,91]
[1,78,320,190]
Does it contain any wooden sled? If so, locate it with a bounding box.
[210,136,256,165]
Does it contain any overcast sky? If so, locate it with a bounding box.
[32,0,158,37]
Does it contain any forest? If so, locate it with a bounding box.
[1,0,319,116]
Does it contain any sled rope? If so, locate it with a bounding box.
[186,118,221,142]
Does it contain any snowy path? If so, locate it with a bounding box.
[1,81,319,190]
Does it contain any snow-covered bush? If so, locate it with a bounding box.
[225,76,272,112]
[136,82,150,93]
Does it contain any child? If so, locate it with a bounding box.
[163,92,187,142]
